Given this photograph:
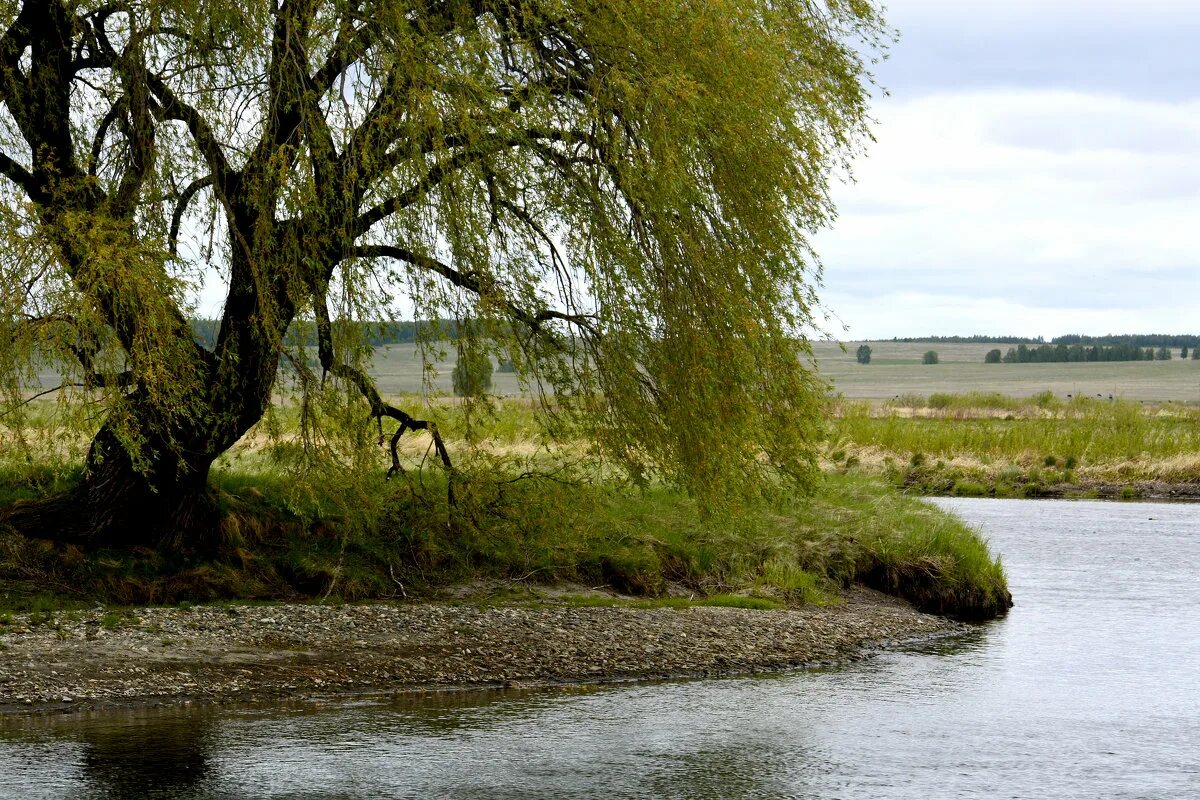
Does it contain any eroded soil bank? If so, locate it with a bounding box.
[0,587,963,715]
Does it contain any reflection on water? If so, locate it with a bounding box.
[2,499,1198,799]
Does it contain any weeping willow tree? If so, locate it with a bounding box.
[0,0,887,548]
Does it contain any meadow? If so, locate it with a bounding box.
[26,339,1200,404]
[11,334,1192,618]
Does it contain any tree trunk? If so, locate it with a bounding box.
[3,420,220,551]
[4,308,291,551]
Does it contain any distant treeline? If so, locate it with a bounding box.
[190,318,465,351]
[1051,334,1200,348]
[893,334,1200,347]
[988,343,1180,364]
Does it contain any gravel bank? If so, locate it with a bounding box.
[0,587,963,714]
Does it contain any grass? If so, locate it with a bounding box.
[828,393,1200,497]
[0,462,1011,620]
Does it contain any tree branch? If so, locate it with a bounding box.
[353,128,592,235]
[0,151,38,197]
[350,244,596,337]
[311,289,454,494]
[146,73,233,190]
[168,175,213,255]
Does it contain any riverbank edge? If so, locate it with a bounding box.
[0,586,970,717]
[897,475,1200,501]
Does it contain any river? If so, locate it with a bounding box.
[1,498,1197,798]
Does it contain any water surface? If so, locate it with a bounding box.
[2,498,1197,798]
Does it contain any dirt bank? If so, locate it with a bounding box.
[0,587,965,714]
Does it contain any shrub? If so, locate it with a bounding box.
[855,344,872,365]
[451,351,494,396]
[922,350,939,365]
[984,349,1002,364]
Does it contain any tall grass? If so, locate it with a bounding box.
[834,398,1200,465]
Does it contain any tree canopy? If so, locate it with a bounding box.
[0,0,888,546]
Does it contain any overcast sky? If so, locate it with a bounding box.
[814,0,1200,340]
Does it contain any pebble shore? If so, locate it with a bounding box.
[0,587,963,714]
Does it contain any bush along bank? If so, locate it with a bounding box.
[0,465,1011,622]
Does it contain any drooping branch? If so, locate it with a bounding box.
[352,128,594,236]
[311,290,454,493]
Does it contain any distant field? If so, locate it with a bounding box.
[366,344,526,397]
[812,341,1200,403]
[367,340,1200,404]
[23,339,1200,404]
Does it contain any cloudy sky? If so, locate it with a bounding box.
[814,0,1200,340]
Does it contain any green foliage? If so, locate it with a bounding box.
[922,350,939,365]
[984,349,1002,363]
[856,344,872,365]
[1155,347,1172,361]
[0,0,891,525]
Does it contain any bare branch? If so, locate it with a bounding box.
[0,151,38,197]
[310,288,454,495]
[88,97,125,176]
[311,12,373,90]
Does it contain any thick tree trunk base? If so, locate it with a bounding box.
[1,479,222,553]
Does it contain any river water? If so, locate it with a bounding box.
[1,498,1198,799]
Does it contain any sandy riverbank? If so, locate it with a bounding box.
[0,587,966,715]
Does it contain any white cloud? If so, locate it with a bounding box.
[816,89,1200,338]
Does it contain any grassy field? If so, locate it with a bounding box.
[827,393,1200,497]
[812,340,1200,403]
